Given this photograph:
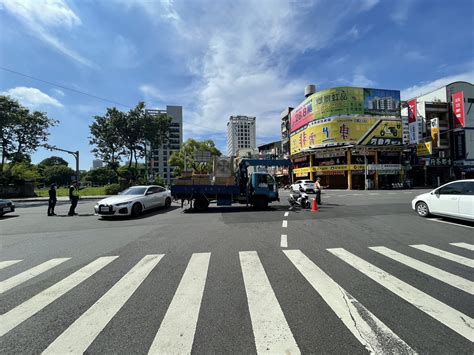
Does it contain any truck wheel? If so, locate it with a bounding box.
[194,198,209,211]
[254,197,268,210]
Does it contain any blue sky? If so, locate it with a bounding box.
[1,0,473,170]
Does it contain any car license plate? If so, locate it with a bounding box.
[2,207,12,212]
[99,206,109,212]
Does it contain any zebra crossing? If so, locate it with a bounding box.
[1,242,473,353]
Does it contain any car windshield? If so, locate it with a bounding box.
[120,187,147,195]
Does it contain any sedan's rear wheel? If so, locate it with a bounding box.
[165,197,172,208]
[131,203,142,217]
[416,201,430,217]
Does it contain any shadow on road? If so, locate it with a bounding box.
[0,214,19,220]
[428,216,474,228]
[183,205,291,214]
[98,206,180,221]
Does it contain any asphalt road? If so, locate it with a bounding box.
[1,190,473,354]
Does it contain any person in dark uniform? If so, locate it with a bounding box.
[48,183,57,216]
[68,182,80,216]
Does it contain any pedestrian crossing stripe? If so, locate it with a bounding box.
[1,242,473,351]
[0,259,22,270]
[328,248,474,341]
[450,242,474,251]
[410,244,474,268]
[1,258,71,294]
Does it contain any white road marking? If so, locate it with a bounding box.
[280,235,288,248]
[282,220,288,228]
[239,251,300,354]
[0,259,22,270]
[285,250,414,353]
[284,212,289,217]
[370,247,473,295]
[0,256,117,337]
[43,255,163,354]
[450,242,474,251]
[149,253,210,354]
[328,248,474,341]
[428,218,474,229]
[387,192,396,195]
[369,193,379,195]
[1,258,71,294]
[403,192,412,194]
[410,244,474,268]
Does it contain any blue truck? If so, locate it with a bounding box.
[171,159,292,210]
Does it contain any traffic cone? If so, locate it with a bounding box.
[311,198,318,213]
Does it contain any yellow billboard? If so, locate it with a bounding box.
[290,117,402,155]
[417,142,432,156]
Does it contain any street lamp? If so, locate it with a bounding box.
[43,144,80,182]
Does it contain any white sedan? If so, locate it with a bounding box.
[411,179,474,221]
[95,185,172,218]
[291,180,315,193]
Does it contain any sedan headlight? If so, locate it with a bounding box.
[115,202,130,207]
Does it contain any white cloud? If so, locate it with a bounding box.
[113,0,180,23]
[131,0,388,148]
[51,88,65,96]
[401,70,474,100]
[1,86,63,108]
[391,0,414,25]
[360,0,380,11]
[0,0,95,67]
[347,26,360,39]
[111,35,139,68]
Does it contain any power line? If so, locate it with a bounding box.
[0,66,226,133]
[0,66,132,108]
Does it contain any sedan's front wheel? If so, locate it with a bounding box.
[131,203,142,217]
[416,201,430,217]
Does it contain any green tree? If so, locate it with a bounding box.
[89,102,171,185]
[9,162,40,182]
[1,96,57,180]
[89,108,126,176]
[82,167,118,186]
[168,139,221,176]
[42,165,75,186]
[38,156,69,167]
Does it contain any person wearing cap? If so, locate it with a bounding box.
[48,183,57,216]
[315,177,322,205]
[68,182,80,216]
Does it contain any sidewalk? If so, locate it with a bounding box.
[10,196,108,203]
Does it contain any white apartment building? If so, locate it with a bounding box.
[227,116,256,156]
[146,106,183,185]
[91,159,103,170]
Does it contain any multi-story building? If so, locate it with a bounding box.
[91,159,103,170]
[226,116,256,156]
[146,106,183,185]
[280,107,293,159]
[286,85,403,190]
[403,81,474,186]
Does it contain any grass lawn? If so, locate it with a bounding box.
[35,187,108,197]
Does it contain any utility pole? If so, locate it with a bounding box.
[43,144,80,182]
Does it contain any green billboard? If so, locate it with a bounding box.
[312,87,364,119]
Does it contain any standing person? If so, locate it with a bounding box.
[315,177,322,205]
[68,182,80,216]
[47,183,57,216]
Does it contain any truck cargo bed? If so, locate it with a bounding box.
[171,184,241,199]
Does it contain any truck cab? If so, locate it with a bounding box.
[247,172,279,209]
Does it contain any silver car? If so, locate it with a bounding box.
[94,185,172,218]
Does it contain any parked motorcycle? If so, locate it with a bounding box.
[288,191,311,209]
